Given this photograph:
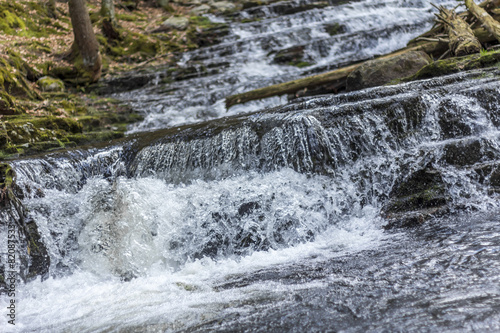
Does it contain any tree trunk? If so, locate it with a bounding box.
[101,0,120,40]
[101,0,116,23]
[465,0,500,43]
[436,6,482,56]
[68,0,102,82]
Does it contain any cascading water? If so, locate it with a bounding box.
[116,0,457,132]
[2,0,500,332]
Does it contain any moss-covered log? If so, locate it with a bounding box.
[226,63,358,109]
[466,0,500,43]
[435,5,481,56]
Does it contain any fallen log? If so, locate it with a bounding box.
[434,5,481,56]
[465,0,500,43]
[480,0,500,11]
[226,63,358,109]
[225,42,446,109]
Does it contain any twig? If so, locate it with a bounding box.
[430,3,441,11]
[438,49,451,60]
[417,37,450,43]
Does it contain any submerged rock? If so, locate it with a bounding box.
[346,51,431,91]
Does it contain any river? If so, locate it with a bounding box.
[2,0,500,332]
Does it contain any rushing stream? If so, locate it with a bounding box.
[2,0,500,332]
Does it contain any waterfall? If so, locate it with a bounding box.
[1,0,500,332]
[116,0,457,133]
[4,68,499,281]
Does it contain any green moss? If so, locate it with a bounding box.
[324,23,345,36]
[0,2,62,38]
[0,9,26,34]
[291,61,313,68]
[116,13,137,22]
[0,50,42,100]
[406,50,500,82]
[0,90,20,115]
[0,163,15,189]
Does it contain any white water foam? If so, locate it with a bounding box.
[15,206,386,333]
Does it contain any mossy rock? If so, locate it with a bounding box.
[347,51,432,91]
[0,163,15,190]
[0,91,20,115]
[324,22,345,36]
[161,16,190,30]
[37,76,65,92]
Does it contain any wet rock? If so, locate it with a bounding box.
[242,0,269,10]
[442,138,482,166]
[271,45,306,65]
[0,164,50,285]
[91,72,156,94]
[473,162,500,193]
[190,4,210,15]
[161,16,189,30]
[271,1,330,16]
[383,166,449,228]
[238,201,260,216]
[491,168,500,187]
[324,22,345,36]
[438,103,473,139]
[346,51,431,91]
[37,76,65,92]
[192,24,230,47]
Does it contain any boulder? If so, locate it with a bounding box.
[161,16,190,30]
[37,76,65,92]
[346,51,431,91]
[190,4,210,15]
[211,1,236,12]
[158,0,170,10]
